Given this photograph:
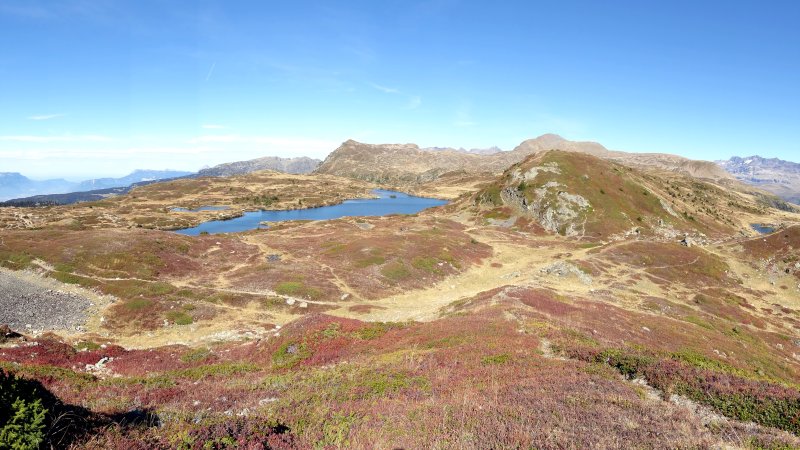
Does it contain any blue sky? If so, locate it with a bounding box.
[1,0,798,179]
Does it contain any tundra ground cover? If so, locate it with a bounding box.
[2,152,800,447]
[1,306,799,448]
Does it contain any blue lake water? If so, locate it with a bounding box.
[174,190,448,236]
[751,224,776,234]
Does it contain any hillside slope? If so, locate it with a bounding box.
[470,150,790,239]
[2,148,800,448]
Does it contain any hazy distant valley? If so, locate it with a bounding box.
[0,170,193,202]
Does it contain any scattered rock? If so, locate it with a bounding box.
[540,261,593,285]
[85,356,113,375]
[0,324,22,343]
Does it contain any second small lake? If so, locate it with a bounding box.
[174,190,448,236]
[751,224,776,235]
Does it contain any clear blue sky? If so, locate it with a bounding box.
[1,0,798,179]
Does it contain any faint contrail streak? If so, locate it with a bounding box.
[205,62,216,81]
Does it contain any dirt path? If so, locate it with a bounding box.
[326,232,584,322]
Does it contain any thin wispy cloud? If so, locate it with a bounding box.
[369,83,400,94]
[0,147,218,160]
[27,113,64,121]
[406,96,422,110]
[188,135,336,149]
[202,124,226,130]
[370,83,422,110]
[205,62,216,81]
[0,134,112,143]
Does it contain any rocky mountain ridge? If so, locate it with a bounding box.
[315,134,733,183]
[717,155,800,204]
[197,156,321,177]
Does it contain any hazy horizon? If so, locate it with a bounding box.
[4,133,800,181]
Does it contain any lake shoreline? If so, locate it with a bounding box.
[174,189,448,236]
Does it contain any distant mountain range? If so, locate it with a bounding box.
[0,169,191,202]
[314,134,732,183]
[197,156,321,177]
[1,156,323,206]
[75,169,194,192]
[7,140,798,208]
[716,155,800,204]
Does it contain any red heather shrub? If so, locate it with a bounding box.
[508,287,578,316]
[563,342,800,435]
[105,346,189,376]
[180,419,296,450]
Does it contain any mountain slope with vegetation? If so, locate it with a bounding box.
[470,150,784,239]
[1,144,800,448]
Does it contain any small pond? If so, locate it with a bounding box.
[751,224,776,234]
[174,190,447,236]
